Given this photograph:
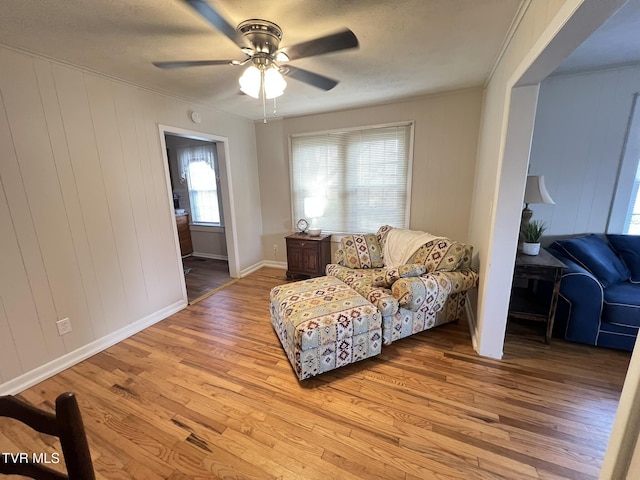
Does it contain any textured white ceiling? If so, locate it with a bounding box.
[555,0,640,75]
[0,0,525,120]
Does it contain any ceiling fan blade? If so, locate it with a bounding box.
[182,0,250,49]
[277,29,358,61]
[153,60,234,69]
[284,66,339,91]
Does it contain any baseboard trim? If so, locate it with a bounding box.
[0,300,186,395]
[239,260,287,277]
[260,260,287,270]
[191,252,228,261]
[465,293,480,353]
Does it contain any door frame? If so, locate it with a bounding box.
[158,124,240,279]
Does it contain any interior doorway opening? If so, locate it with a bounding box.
[159,125,239,304]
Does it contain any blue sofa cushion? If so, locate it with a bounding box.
[603,282,640,327]
[607,234,640,283]
[554,234,630,287]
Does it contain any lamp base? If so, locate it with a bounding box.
[521,206,533,228]
[519,206,533,251]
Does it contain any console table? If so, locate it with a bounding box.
[508,248,566,343]
[285,233,332,279]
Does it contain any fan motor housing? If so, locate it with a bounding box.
[237,19,283,55]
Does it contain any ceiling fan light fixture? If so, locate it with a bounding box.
[239,65,261,98]
[264,67,286,99]
[154,4,359,121]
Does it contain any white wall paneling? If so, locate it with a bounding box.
[529,66,640,237]
[0,50,73,366]
[0,44,261,393]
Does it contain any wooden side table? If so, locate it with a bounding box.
[176,213,193,257]
[508,248,566,343]
[285,233,332,279]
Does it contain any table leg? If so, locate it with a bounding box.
[546,269,563,344]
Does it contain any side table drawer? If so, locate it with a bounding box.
[513,264,558,282]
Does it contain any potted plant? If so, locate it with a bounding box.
[520,220,546,255]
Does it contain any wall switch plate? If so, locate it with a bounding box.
[56,318,72,336]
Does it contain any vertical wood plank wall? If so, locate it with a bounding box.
[0,45,261,391]
[529,65,640,236]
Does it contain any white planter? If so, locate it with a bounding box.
[522,242,541,255]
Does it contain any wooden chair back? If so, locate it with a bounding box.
[0,391,95,480]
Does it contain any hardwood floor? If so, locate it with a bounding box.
[0,267,631,479]
[183,256,233,304]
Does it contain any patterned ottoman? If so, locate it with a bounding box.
[270,276,382,380]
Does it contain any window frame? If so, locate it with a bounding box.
[178,144,224,227]
[610,93,640,234]
[288,121,414,234]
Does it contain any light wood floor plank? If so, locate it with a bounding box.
[0,267,631,479]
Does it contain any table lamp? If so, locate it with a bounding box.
[304,196,326,235]
[522,175,554,229]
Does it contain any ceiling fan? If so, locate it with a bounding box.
[153,0,359,100]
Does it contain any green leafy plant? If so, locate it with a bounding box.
[521,220,546,243]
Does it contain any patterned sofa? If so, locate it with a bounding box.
[327,225,479,344]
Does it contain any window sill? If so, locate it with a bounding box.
[190,224,225,234]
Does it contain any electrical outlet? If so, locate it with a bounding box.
[56,318,72,336]
[273,244,279,254]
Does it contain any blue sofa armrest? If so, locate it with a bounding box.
[548,248,604,345]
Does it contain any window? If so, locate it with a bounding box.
[178,144,223,225]
[290,122,413,233]
[610,94,640,234]
[624,161,640,234]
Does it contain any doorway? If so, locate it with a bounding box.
[182,256,234,303]
[159,125,239,303]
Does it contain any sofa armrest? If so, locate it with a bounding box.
[552,258,604,345]
[392,273,451,312]
[391,269,478,312]
[357,285,399,316]
[435,269,479,294]
[326,264,398,316]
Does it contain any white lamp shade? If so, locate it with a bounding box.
[239,65,261,98]
[304,196,325,219]
[264,67,286,99]
[524,175,555,205]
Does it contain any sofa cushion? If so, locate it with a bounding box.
[340,234,384,269]
[376,225,394,254]
[607,234,640,283]
[325,264,398,316]
[372,264,427,288]
[408,238,466,273]
[603,282,640,327]
[554,234,630,287]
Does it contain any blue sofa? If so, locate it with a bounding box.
[547,234,640,351]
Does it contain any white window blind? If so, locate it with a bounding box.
[291,122,412,233]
